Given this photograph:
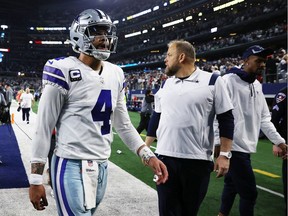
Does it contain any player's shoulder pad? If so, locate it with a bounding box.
[43,56,76,92]
[104,61,124,75]
[104,61,123,70]
[44,56,77,71]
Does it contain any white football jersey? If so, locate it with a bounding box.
[31,56,144,163]
[154,68,233,160]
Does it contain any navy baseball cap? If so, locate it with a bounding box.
[242,45,273,59]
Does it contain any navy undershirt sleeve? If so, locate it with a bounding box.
[147,111,161,137]
[216,109,234,140]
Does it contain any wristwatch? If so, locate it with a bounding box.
[219,151,232,159]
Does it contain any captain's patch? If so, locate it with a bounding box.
[69,69,82,82]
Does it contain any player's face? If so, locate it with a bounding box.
[244,55,266,75]
[164,44,181,76]
[90,26,110,51]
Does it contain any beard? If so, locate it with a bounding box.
[165,64,181,77]
[255,68,264,75]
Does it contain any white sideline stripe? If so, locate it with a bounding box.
[256,185,284,198]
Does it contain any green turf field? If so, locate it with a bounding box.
[32,102,286,215]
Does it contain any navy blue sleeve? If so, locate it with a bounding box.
[208,73,220,86]
[147,111,161,137]
[216,109,234,140]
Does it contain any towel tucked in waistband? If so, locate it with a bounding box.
[82,160,99,210]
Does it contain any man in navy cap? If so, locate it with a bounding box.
[216,45,287,216]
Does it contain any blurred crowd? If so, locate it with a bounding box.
[1,46,285,107]
[114,23,286,65]
[124,47,287,92]
[0,0,286,79]
[0,0,286,100]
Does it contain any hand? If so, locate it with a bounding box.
[29,184,48,210]
[273,145,283,157]
[214,156,230,178]
[147,157,168,185]
[277,143,288,159]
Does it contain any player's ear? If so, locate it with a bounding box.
[178,53,185,63]
[243,58,249,67]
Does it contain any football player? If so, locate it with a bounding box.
[29,9,168,215]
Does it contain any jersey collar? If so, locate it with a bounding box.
[173,67,200,83]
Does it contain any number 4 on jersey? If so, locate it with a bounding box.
[91,90,112,135]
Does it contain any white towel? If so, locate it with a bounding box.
[82,160,99,210]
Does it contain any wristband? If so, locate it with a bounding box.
[138,145,156,166]
[29,174,43,185]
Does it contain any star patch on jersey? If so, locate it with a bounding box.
[276,92,286,103]
[69,69,82,82]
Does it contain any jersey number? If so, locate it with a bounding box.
[91,90,112,135]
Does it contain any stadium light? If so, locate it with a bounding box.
[153,6,159,11]
[35,27,67,31]
[34,40,63,44]
[127,9,152,20]
[213,0,245,11]
[211,27,218,33]
[162,18,184,28]
[169,0,179,4]
[125,31,141,38]
[0,48,10,52]
[0,25,8,30]
[0,52,3,63]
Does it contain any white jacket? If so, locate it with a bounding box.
[223,72,285,153]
